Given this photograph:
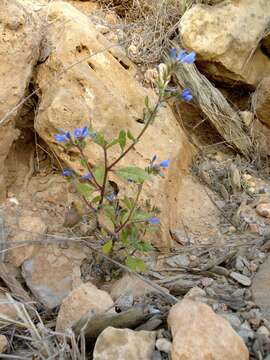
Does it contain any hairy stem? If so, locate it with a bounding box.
[99,147,108,206]
[116,183,143,233]
[107,96,163,171]
[76,144,101,190]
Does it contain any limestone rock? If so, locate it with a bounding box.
[253,76,270,127]
[0,0,41,200]
[0,335,8,353]
[168,299,249,360]
[251,119,270,157]
[256,203,270,218]
[7,213,47,267]
[180,1,270,86]
[56,282,114,332]
[21,245,86,309]
[93,327,156,360]
[34,1,191,248]
[252,255,270,321]
[0,293,17,320]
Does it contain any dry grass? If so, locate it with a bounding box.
[173,59,253,158]
[0,294,85,359]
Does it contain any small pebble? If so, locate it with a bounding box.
[230,272,251,287]
[156,338,172,354]
[256,203,270,218]
[257,326,270,336]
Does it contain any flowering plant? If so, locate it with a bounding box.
[54,49,196,271]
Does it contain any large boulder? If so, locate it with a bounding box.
[34,2,191,248]
[56,282,114,332]
[0,0,41,200]
[180,0,270,86]
[93,327,156,360]
[168,299,249,360]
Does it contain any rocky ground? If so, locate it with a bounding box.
[0,0,270,359]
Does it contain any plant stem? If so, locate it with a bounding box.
[116,183,143,233]
[99,147,108,206]
[107,96,163,171]
[75,144,101,190]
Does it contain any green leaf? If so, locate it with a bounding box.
[116,166,149,183]
[94,166,105,186]
[118,130,126,152]
[95,132,107,148]
[91,195,101,203]
[144,96,149,108]
[75,182,94,197]
[127,130,136,142]
[102,240,113,254]
[122,196,133,210]
[107,139,119,149]
[125,256,146,272]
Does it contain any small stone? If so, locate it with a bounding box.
[0,335,8,353]
[166,254,190,268]
[230,272,251,286]
[249,261,258,273]
[257,326,270,336]
[151,351,162,360]
[219,313,242,330]
[201,277,214,287]
[249,223,259,233]
[155,338,172,354]
[256,203,270,218]
[184,287,207,302]
[235,256,249,272]
[93,327,156,360]
[238,329,255,344]
[243,174,252,181]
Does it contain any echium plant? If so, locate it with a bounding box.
[55,48,196,272]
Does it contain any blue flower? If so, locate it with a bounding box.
[179,51,196,64]
[151,155,157,162]
[81,173,92,180]
[82,126,89,138]
[181,88,193,102]
[159,159,170,168]
[74,128,82,139]
[54,134,67,143]
[65,131,71,140]
[62,168,73,177]
[148,217,159,225]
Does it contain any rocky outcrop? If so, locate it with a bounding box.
[168,299,249,360]
[180,0,270,86]
[93,327,156,360]
[0,0,41,200]
[34,1,191,248]
[252,76,270,127]
[21,245,87,309]
[56,282,114,332]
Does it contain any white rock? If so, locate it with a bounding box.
[155,338,172,354]
[180,0,270,86]
[93,327,156,360]
[0,335,8,353]
[256,203,270,218]
[56,282,114,332]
